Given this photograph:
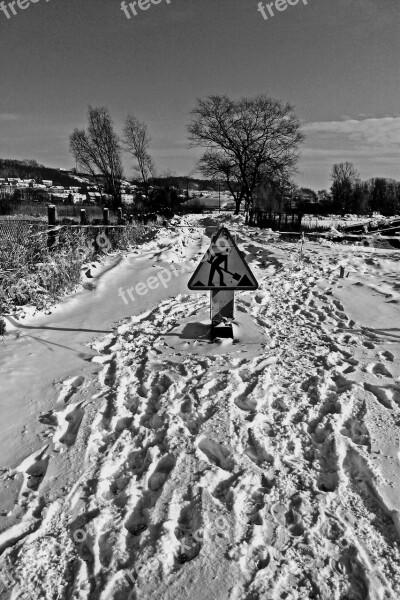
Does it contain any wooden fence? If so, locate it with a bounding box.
[246,211,303,232]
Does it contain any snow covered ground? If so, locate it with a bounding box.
[0,213,400,600]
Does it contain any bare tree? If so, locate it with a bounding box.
[69,106,123,208]
[123,115,155,197]
[330,162,359,215]
[198,151,244,210]
[188,95,304,214]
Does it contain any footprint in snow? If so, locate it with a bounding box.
[379,350,394,363]
[367,363,393,378]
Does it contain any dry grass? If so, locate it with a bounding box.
[0,222,151,317]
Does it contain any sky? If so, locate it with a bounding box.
[0,0,399,190]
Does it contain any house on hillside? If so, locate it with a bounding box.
[88,192,102,203]
[71,193,87,204]
[122,193,135,204]
[42,180,53,187]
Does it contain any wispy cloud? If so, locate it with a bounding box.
[0,113,18,121]
[298,116,400,188]
[303,116,400,151]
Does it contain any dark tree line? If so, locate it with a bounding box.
[330,162,400,216]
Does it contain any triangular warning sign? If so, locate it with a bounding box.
[188,227,258,291]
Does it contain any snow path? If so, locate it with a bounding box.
[0,224,207,468]
[1,215,400,600]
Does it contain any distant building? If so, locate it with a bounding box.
[122,193,135,204]
[87,192,102,202]
[42,180,53,187]
[70,193,86,204]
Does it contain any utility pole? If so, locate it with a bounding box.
[218,183,221,213]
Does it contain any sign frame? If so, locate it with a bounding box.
[188,227,258,291]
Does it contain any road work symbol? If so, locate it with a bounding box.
[188,227,258,291]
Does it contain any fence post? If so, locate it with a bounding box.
[129,215,133,225]
[48,204,57,226]
[47,204,57,250]
[117,207,122,224]
[80,209,86,225]
[103,208,109,225]
[300,232,305,259]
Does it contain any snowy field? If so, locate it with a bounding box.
[0,213,400,600]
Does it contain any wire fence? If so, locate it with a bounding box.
[0,220,154,251]
[0,220,49,244]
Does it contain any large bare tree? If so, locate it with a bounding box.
[330,162,359,215]
[123,115,155,197]
[70,106,123,208]
[198,151,244,209]
[188,95,304,214]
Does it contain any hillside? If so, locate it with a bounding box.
[0,159,78,188]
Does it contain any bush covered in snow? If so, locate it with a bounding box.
[0,223,149,316]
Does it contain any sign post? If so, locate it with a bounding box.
[188,227,258,338]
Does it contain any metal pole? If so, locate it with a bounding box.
[219,183,221,213]
[103,207,109,225]
[47,204,57,250]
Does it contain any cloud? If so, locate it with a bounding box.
[0,113,18,121]
[297,115,400,188]
[303,116,400,151]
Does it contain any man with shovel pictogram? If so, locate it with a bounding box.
[207,248,241,287]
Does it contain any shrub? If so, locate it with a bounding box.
[0,223,152,316]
